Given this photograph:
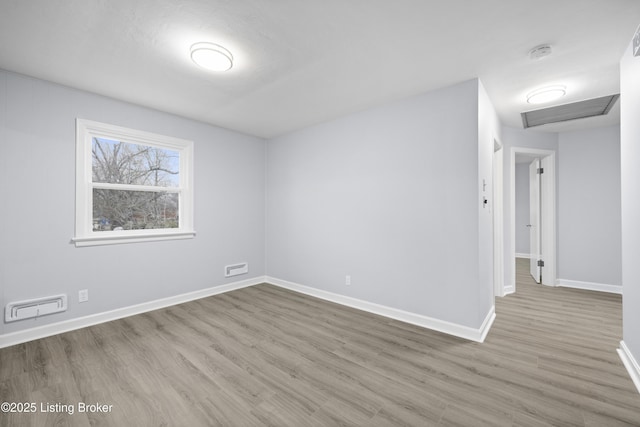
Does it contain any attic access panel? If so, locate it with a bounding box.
[521,94,619,129]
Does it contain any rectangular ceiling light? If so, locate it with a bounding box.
[521,94,619,129]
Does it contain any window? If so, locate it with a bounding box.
[74,119,194,247]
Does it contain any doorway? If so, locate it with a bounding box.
[518,156,543,283]
[507,148,556,294]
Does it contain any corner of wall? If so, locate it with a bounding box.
[618,341,640,394]
[266,276,496,343]
[264,137,269,277]
[477,78,500,324]
[620,29,640,387]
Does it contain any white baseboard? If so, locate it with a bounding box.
[556,278,622,295]
[478,306,496,343]
[1,274,498,348]
[515,253,531,259]
[265,276,495,343]
[0,276,266,349]
[618,341,640,394]
[503,285,515,296]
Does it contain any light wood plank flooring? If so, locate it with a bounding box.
[1,259,639,426]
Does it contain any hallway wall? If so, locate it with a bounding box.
[620,31,640,388]
[557,126,621,291]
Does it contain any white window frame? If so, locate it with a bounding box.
[73,119,195,247]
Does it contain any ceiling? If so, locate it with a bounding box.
[1,0,639,138]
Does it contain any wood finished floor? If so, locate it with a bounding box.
[1,258,639,426]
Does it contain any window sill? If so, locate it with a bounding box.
[72,231,196,247]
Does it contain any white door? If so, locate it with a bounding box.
[529,159,541,283]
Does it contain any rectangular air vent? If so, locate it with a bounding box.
[521,94,619,129]
[225,262,248,278]
[5,294,67,322]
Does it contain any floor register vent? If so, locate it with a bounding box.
[225,262,248,278]
[5,294,67,322]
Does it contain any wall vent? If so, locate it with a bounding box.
[521,94,619,128]
[5,295,67,322]
[225,262,248,278]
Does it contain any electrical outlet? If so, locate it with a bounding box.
[78,289,89,303]
[345,275,351,286]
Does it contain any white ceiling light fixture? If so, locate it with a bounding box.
[526,85,566,104]
[190,42,233,72]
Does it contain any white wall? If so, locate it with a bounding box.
[515,163,530,255]
[478,81,501,314]
[266,79,497,330]
[620,36,640,375]
[558,126,621,288]
[0,70,266,336]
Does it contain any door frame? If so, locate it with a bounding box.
[529,158,541,283]
[508,147,556,293]
[493,139,504,297]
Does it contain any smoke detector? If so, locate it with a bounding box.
[529,44,553,60]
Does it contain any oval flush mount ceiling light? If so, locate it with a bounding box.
[190,42,233,72]
[526,85,566,104]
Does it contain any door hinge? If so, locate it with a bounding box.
[537,167,544,174]
[537,260,545,267]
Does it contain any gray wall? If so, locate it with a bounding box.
[0,70,266,335]
[620,38,640,364]
[266,79,497,329]
[515,163,530,255]
[558,126,621,286]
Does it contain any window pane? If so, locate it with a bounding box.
[92,137,180,187]
[93,189,179,231]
